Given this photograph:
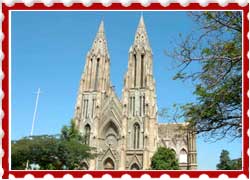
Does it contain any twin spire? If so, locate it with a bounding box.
[136,15,146,34]
[134,15,150,49]
[90,15,150,56]
[95,20,105,40]
[90,20,109,57]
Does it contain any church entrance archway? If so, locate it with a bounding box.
[103,157,115,170]
[130,163,140,170]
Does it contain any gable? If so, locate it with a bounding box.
[101,90,123,124]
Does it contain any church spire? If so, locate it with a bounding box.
[76,20,111,94]
[90,20,109,57]
[138,15,146,29]
[97,20,105,37]
[133,15,151,50]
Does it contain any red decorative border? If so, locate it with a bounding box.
[2,3,249,179]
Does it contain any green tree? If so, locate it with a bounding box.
[57,139,94,170]
[230,158,242,170]
[11,120,94,170]
[58,119,95,169]
[61,119,83,142]
[11,135,61,170]
[11,139,30,170]
[216,150,231,170]
[167,11,242,141]
[216,149,242,170]
[151,147,179,170]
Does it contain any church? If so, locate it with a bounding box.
[73,16,197,170]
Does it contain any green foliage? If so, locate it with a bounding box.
[216,149,242,170]
[173,72,186,80]
[11,119,94,170]
[167,11,242,141]
[216,150,231,170]
[230,158,242,170]
[12,135,60,170]
[151,147,179,170]
[57,139,94,170]
[61,119,83,142]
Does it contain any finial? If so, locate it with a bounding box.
[98,20,104,33]
[138,13,145,28]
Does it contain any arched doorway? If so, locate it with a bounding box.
[103,157,115,170]
[130,163,140,170]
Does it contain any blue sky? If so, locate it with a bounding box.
[11,11,242,170]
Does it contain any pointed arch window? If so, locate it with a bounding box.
[91,98,96,118]
[134,54,137,88]
[89,58,93,89]
[85,99,89,118]
[130,163,140,170]
[143,95,145,116]
[84,124,91,145]
[141,54,144,87]
[83,99,89,119]
[179,148,188,163]
[133,97,135,116]
[94,58,100,90]
[133,123,140,149]
[81,96,85,119]
[129,96,133,115]
[139,96,142,116]
[104,157,115,170]
[139,95,145,117]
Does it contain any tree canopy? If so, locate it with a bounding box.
[150,147,179,170]
[11,119,94,170]
[166,11,242,141]
[216,149,242,170]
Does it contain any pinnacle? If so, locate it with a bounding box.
[134,14,151,49]
[94,20,105,39]
[93,20,107,43]
[91,20,109,57]
[138,14,145,29]
[98,20,105,34]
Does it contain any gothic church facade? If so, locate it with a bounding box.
[74,16,197,170]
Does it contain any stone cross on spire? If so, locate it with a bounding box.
[133,15,151,50]
[90,20,109,57]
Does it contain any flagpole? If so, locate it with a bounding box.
[25,88,41,170]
